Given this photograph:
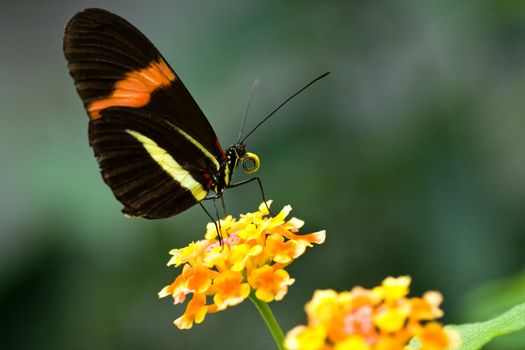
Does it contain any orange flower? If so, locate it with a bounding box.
[174,293,208,329]
[416,322,452,350]
[265,233,307,263]
[212,270,251,310]
[159,201,325,329]
[409,292,444,321]
[248,265,295,302]
[285,276,454,350]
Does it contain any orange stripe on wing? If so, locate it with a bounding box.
[88,59,175,119]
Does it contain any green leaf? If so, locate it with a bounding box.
[448,302,525,350]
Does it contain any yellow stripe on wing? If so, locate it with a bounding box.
[126,129,208,201]
[167,123,221,170]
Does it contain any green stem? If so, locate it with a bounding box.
[249,293,286,350]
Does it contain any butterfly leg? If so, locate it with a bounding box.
[199,202,223,244]
[204,193,227,216]
[220,196,227,216]
[228,177,273,215]
[212,198,224,243]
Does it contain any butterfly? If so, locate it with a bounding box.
[63,8,328,220]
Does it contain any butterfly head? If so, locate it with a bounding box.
[226,144,260,175]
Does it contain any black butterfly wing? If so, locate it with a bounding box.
[64,8,224,218]
[89,107,216,218]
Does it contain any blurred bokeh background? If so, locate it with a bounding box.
[1,1,525,349]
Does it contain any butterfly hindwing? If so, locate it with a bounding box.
[64,8,226,217]
[89,108,212,218]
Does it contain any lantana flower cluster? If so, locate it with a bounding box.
[285,276,457,350]
[159,202,326,329]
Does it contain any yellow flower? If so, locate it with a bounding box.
[374,303,410,333]
[285,276,453,350]
[305,289,341,329]
[166,241,208,267]
[374,276,411,302]
[229,243,263,272]
[285,325,328,350]
[159,201,325,329]
[334,336,370,350]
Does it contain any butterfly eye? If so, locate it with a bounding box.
[242,152,260,174]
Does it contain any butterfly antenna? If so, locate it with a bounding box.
[240,71,330,144]
[237,79,260,143]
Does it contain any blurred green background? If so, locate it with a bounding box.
[1,1,525,349]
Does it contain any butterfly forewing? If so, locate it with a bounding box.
[64,8,225,218]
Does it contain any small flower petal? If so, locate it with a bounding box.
[205,215,235,240]
[212,270,251,310]
[228,243,262,272]
[183,264,216,294]
[174,293,208,329]
[378,276,411,302]
[158,274,188,304]
[374,305,409,333]
[167,241,208,267]
[410,291,444,321]
[265,233,307,264]
[306,289,341,328]
[249,265,295,302]
[285,325,327,350]
[417,322,451,350]
[333,335,370,350]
